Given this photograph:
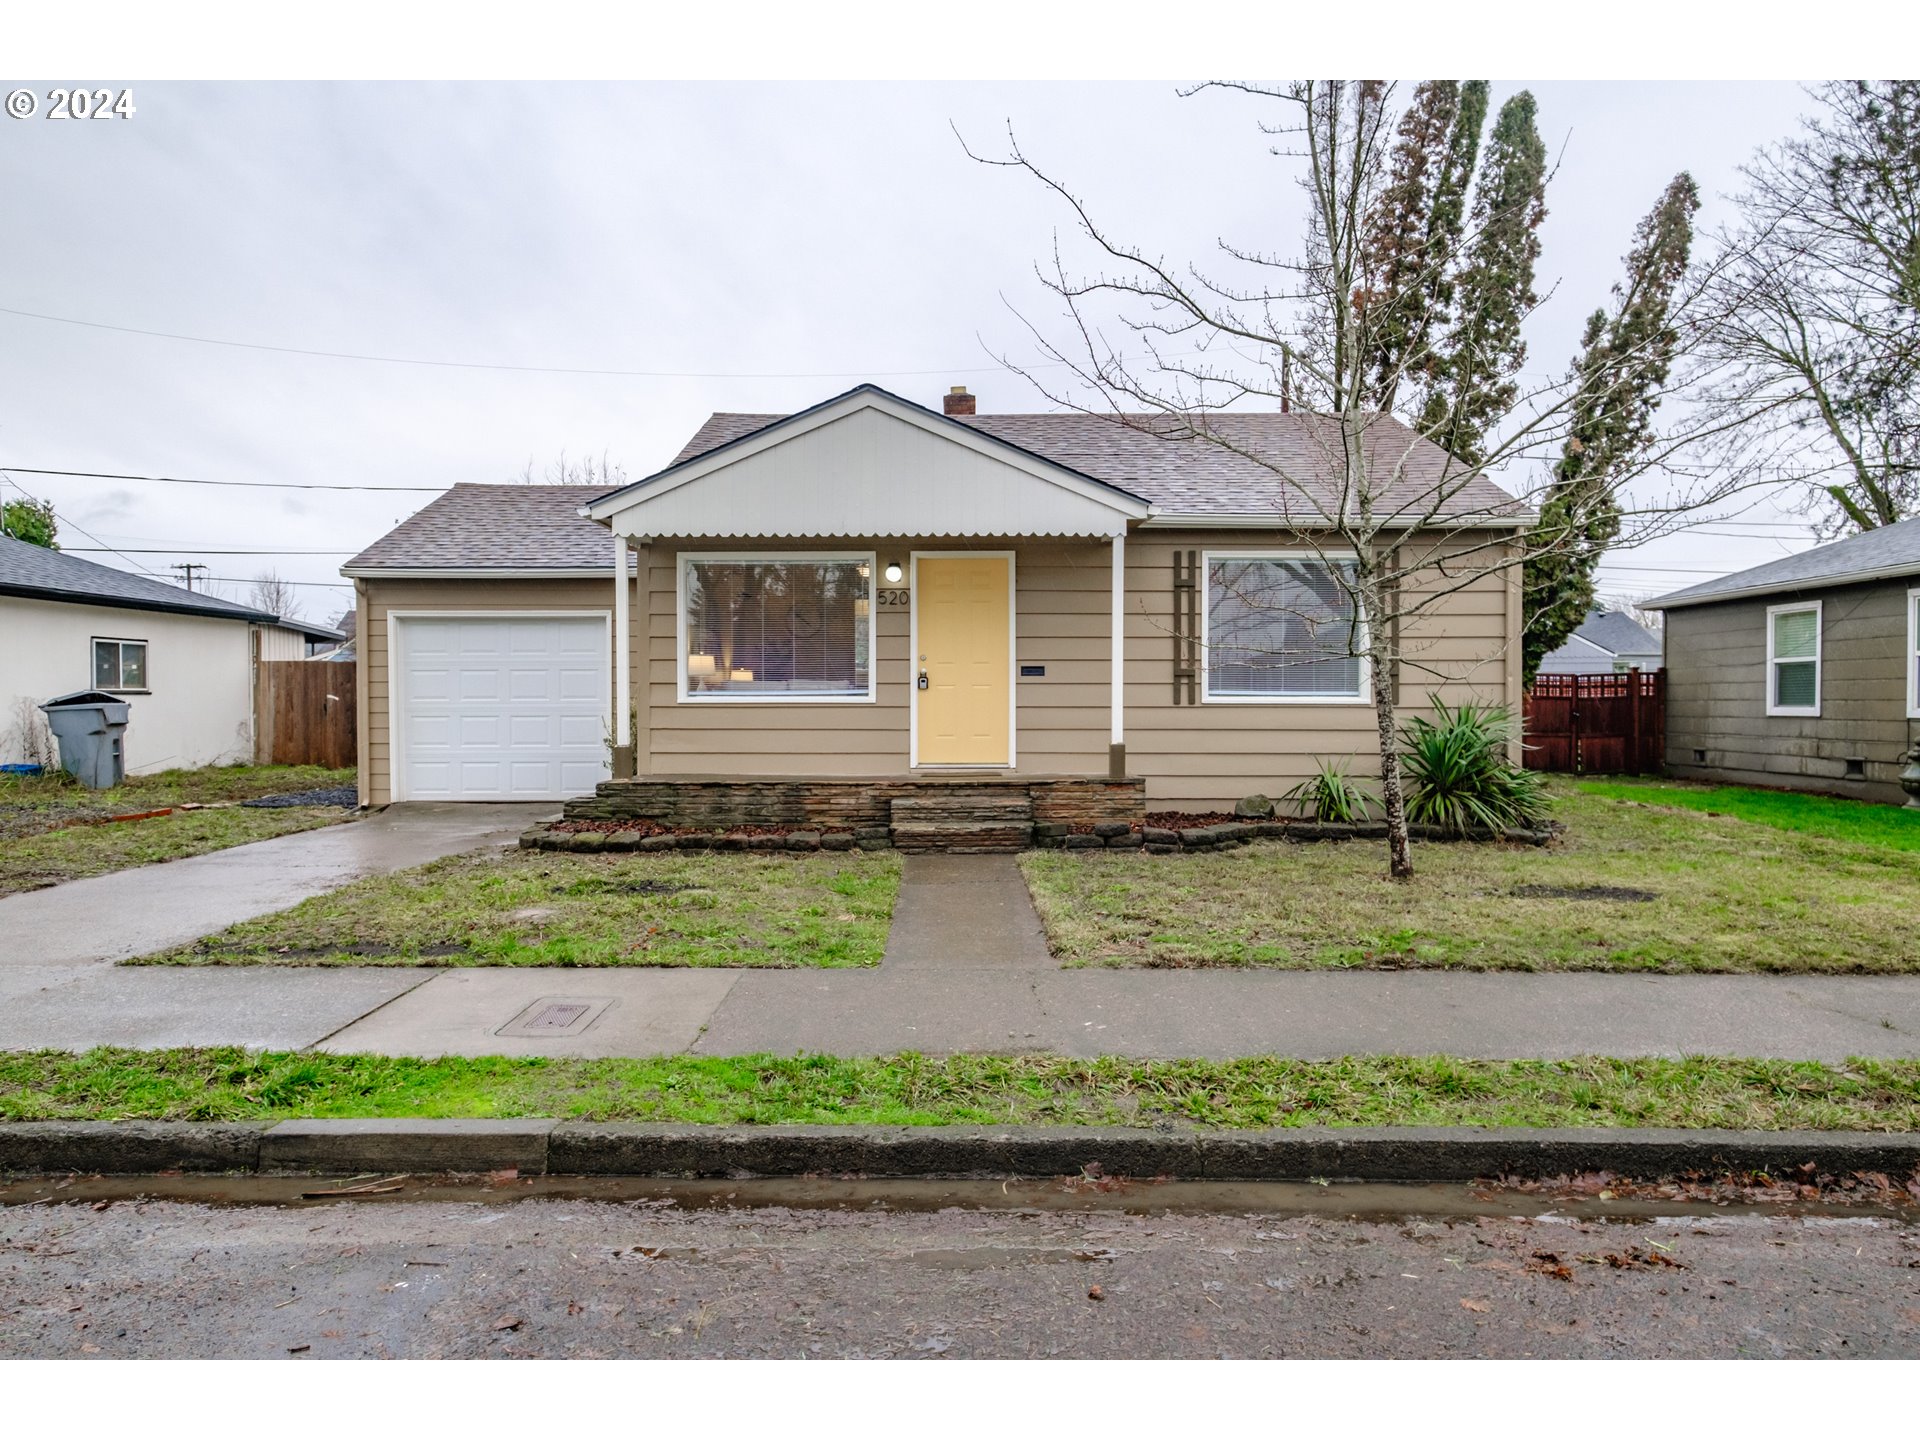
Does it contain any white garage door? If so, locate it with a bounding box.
[394,615,611,801]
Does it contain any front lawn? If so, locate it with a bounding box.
[133,848,902,969]
[0,764,357,897]
[4,1048,1918,1131]
[1019,781,1920,972]
[1575,777,1920,851]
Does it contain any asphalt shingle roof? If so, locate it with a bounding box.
[346,393,1526,572]
[1650,513,1920,609]
[0,534,275,623]
[342,485,636,572]
[670,405,1524,522]
[1574,608,1662,657]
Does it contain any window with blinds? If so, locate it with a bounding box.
[1203,554,1366,701]
[681,556,874,701]
[1766,601,1821,716]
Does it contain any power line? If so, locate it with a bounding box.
[0,465,445,494]
[0,471,166,578]
[60,547,355,555]
[0,303,1026,381]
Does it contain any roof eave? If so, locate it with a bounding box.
[1648,560,1920,610]
[0,580,275,624]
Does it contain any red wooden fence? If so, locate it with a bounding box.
[1522,669,1665,775]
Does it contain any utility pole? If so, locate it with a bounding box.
[171,561,208,592]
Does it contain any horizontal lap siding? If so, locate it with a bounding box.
[1124,532,1515,807]
[1664,579,1913,801]
[361,576,628,805]
[362,529,1519,807]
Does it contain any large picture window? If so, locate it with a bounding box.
[1203,553,1366,702]
[680,555,874,701]
[1766,601,1821,717]
[92,637,147,691]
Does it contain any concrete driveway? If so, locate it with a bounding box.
[0,803,555,968]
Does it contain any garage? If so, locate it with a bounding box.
[391,614,611,801]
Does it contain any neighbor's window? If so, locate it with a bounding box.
[681,556,873,700]
[1204,554,1366,701]
[93,637,147,691]
[1766,602,1821,716]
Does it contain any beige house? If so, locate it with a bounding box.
[342,385,1526,812]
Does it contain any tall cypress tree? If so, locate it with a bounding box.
[1523,172,1701,682]
[1420,89,1547,464]
[1356,81,1489,412]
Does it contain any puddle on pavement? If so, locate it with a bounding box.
[2,1173,1915,1222]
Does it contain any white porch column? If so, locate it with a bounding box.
[1109,530,1126,780]
[612,533,632,767]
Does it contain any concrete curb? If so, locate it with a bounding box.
[3,1120,1919,1181]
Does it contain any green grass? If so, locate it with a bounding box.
[3,1048,1918,1131]
[0,763,353,821]
[1576,777,1920,851]
[1019,781,1920,972]
[134,848,903,969]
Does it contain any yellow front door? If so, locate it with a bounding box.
[915,555,1012,765]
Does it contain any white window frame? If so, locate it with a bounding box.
[1199,549,1371,705]
[1765,599,1822,718]
[91,636,149,693]
[1907,586,1920,720]
[675,550,878,705]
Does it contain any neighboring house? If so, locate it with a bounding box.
[341,384,1528,807]
[0,534,277,773]
[259,617,345,661]
[1649,514,1920,805]
[1535,606,1664,677]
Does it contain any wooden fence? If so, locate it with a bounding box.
[1522,669,1665,775]
[255,661,357,769]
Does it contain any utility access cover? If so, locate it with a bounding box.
[496,996,614,1039]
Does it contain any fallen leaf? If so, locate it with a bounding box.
[1460,1298,1490,1313]
[80,1343,101,1354]
[287,1344,310,1354]
[493,1315,524,1331]
[1087,1285,1105,1302]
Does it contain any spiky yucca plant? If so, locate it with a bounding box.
[1399,701,1550,834]
[1280,758,1380,824]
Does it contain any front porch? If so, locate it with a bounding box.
[557,773,1147,852]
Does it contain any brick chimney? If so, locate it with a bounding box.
[942,385,976,417]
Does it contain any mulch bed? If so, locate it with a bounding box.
[1067,810,1267,835]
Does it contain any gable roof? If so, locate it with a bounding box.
[1574,608,1662,657]
[0,534,275,623]
[584,384,1152,536]
[342,485,640,574]
[659,388,1524,525]
[1649,513,1920,610]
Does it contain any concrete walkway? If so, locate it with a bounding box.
[8,850,1920,1061]
[0,803,555,967]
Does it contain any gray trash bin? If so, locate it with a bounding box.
[39,689,132,789]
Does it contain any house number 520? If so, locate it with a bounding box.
[876,589,911,608]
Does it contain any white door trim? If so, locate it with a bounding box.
[907,550,1017,770]
[386,609,612,803]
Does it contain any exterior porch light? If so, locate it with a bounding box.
[883,561,904,584]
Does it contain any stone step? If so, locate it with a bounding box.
[889,821,1034,854]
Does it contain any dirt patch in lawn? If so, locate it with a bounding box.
[1511,884,1659,903]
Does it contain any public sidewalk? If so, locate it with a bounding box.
[5,851,1920,1061]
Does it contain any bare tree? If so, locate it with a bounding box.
[512,449,628,487]
[1692,81,1920,536]
[249,570,301,622]
[966,81,1745,878]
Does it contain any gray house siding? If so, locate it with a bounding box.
[1663,577,1915,804]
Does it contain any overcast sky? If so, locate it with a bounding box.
[0,80,1822,625]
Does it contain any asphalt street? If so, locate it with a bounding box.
[3,1184,1917,1358]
